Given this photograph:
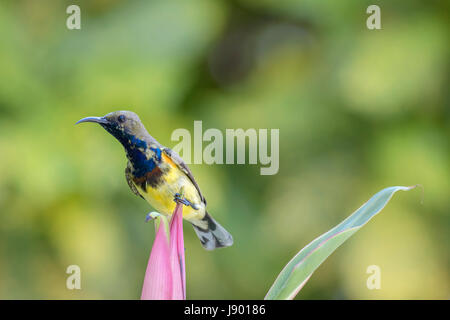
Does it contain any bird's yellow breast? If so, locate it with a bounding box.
[133,156,205,221]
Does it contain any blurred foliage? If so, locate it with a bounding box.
[0,0,448,299]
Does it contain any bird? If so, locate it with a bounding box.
[76,111,233,250]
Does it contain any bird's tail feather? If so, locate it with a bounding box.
[191,212,233,250]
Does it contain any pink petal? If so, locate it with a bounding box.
[169,202,186,300]
[141,217,172,300]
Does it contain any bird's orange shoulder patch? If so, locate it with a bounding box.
[162,152,178,169]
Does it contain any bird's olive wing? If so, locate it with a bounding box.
[125,163,144,199]
[162,147,206,205]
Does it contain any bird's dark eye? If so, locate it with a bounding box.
[118,115,126,123]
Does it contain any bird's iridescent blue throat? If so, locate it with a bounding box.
[102,123,160,178]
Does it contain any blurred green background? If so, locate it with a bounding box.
[0,0,448,299]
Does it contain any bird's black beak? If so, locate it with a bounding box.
[75,116,109,125]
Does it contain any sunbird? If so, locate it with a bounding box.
[76,111,233,250]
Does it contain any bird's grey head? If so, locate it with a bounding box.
[76,111,148,147]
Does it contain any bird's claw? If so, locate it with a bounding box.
[174,192,190,206]
[174,193,200,210]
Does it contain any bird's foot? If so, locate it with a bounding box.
[145,211,162,222]
[174,193,200,210]
[174,192,191,206]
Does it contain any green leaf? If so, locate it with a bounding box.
[265,185,418,300]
